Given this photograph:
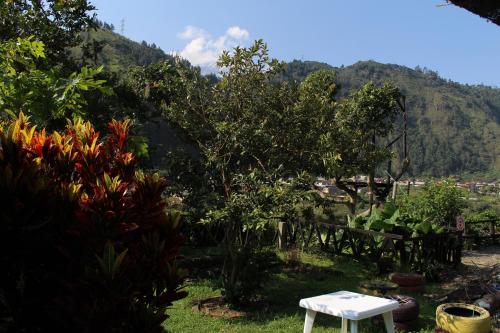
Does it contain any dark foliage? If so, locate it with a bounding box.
[0,114,187,332]
[0,0,96,67]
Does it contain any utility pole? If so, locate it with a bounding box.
[120,18,125,35]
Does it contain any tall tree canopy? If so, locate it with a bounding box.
[0,0,95,65]
[0,37,109,128]
[125,40,404,303]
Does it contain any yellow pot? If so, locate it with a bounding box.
[436,303,491,333]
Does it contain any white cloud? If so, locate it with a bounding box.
[175,25,250,73]
[177,25,207,40]
[226,26,249,40]
[179,37,219,70]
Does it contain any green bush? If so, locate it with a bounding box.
[398,178,465,227]
[464,209,499,236]
[348,201,444,237]
[0,37,110,128]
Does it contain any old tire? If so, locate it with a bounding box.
[394,318,419,332]
[390,273,425,287]
[384,295,419,322]
[359,280,399,296]
[436,303,491,333]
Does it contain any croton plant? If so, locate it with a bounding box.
[0,113,187,332]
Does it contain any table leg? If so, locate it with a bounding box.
[350,320,358,333]
[382,311,395,333]
[341,318,348,333]
[303,309,316,333]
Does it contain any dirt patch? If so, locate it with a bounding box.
[425,246,500,303]
[191,296,270,319]
[462,245,500,267]
[192,296,251,319]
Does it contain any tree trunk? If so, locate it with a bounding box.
[334,179,359,215]
[368,173,374,215]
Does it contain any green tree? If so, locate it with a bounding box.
[128,40,318,304]
[283,72,402,213]
[184,41,290,303]
[280,69,339,174]
[320,82,403,212]
[399,178,465,226]
[0,37,109,128]
[126,40,405,302]
[0,0,96,66]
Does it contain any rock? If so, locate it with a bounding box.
[475,298,491,310]
[475,293,500,312]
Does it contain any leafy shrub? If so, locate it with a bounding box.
[465,209,498,223]
[398,178,465,227]
[0,37,110,128]
[0,0,95,65]
[463,209,499,237]
[348,202,444,237]
[0,113,187,332]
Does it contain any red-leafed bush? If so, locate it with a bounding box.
[0,113,187,332]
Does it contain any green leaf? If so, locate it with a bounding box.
[112,248,128,277]
[414,220,432,235]
[103,241,115,273]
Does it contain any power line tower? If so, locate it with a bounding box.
[120,18,125,35]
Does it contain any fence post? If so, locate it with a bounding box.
[455,232,463,267]
[391,181,398,200]
[278,221,287,249]
[397,240,408,272]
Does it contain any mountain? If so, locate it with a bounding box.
[72,29,500,179]
[281,60,500,178]
[71,27,173,72]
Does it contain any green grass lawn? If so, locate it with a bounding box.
[165,248,438,333]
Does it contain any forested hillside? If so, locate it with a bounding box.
[281,60,500,177]
[71,25,173,71]
[75,28,500,178]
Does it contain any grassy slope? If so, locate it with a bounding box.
[166,248,438,333]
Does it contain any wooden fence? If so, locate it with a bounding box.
[462,218,499,246]
[278,220,463,269]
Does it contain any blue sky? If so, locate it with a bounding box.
[91,0,500,86]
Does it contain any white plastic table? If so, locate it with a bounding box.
[299,290,399,333]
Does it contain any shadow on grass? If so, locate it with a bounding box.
[176,246,438,332]
[221,252,382,331]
